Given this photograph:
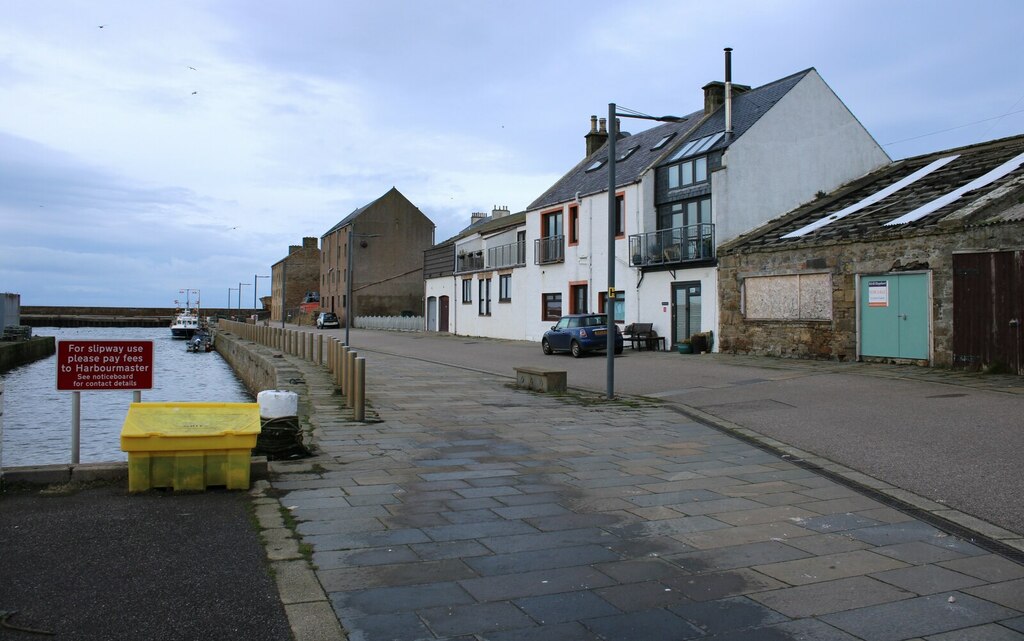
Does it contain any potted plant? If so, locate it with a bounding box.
[690,333,708,354]
[677,340,692,354]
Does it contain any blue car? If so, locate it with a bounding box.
[542,314,624,358]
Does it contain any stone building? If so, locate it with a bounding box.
[320,187,435,322]
[270,237,320,323]
[717,134,1024,373]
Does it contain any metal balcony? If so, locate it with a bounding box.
[628,223,714,267]
[455,240,527,273]
[534,235,565,265]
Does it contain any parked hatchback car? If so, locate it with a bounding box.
[542,314,623,358]
[316,312,340,329]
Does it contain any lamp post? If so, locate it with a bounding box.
[605,103,684,399]
[238,282,250,317]
[228,287,237,311]
[345,228,381,346]
[254,274,269,312]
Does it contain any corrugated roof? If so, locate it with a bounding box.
[527,69,812,211]
[721,134,1024,253]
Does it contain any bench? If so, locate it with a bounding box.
[514,367,567,393]
[622,323,664,351]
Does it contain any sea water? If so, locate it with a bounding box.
[1,327,251,467]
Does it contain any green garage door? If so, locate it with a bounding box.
[860,273,929,360]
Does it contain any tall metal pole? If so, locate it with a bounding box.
[345,228,353,346]
[606,103,617,400]
[254,273,258,310]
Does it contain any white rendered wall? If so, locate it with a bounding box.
[522,183,643,342]
[715,70,889,244]
[424,276,455,331]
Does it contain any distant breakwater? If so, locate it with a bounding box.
[21,306,262,328]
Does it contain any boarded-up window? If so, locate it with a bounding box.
[744,273,832,320]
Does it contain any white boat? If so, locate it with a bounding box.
[170,289,201,339]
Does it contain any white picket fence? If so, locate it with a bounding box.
[355,315,424,331]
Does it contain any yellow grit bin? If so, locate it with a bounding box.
[120,402,261,492]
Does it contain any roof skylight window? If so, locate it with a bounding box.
[782,155,960,238]
[651,133,676,150]
[617,145,639,162]
[885,150,1024,226]
[585,158,606,172]
[667,131,725,162]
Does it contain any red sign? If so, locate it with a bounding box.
[56,340,154,391]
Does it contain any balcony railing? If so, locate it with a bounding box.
[488,240,527,270]
[628,223,714,267]
[455,240,527,273]
[456,252,484,272]
[534,235,565,265]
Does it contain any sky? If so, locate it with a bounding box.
[2,0,1022,308]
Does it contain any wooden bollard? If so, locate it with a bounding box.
[316,334,323,365]
[345,350,357,408]
[354,357,365,421]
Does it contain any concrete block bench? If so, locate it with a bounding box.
[514,367,567,393]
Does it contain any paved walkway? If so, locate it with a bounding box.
[263,338,1024,641]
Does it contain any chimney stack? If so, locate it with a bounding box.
[585,115,608,156]
[302,236,318,249]
[470,212,487,225]
[491,205,510,219]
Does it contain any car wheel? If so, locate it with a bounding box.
[542,339,553,355]
[571,340,583,358]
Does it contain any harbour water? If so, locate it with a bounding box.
[1,327,252,467]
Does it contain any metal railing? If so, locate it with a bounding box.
[488,240,527,269]
[534,235,565,265]
[456,252,485,273]
[455,240,527,273]
[628,223,715,267]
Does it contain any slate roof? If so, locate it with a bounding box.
[527,69,813,211]
[439,210,526,245]
[720,133,1024,253]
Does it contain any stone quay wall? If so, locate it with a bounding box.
[213,331,279,395]
[0,336,56,373]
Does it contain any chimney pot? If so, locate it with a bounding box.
[590,115,598,133]
[598,118,607,134]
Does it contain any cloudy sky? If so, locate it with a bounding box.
[2,1,1022,308]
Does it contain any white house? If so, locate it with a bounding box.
[423,207,528,338]
[519,64,889,347]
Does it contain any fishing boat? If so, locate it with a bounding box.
[170,289,201,339]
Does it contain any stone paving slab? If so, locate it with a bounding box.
[258,343,1024,641]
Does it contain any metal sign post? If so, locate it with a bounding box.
[56,340,155,464]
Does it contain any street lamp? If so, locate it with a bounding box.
[228,287,237,310]
[606,103,684,399]
[345,229,381,346]
[254,274,269,314]
[238,282,250,316]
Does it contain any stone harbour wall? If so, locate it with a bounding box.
[0,336,56,374]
